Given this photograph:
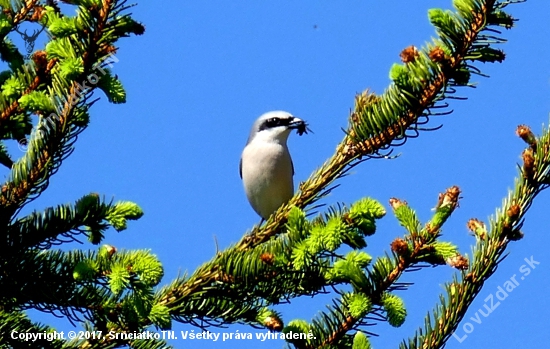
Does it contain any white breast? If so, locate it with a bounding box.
[241,141,294,219]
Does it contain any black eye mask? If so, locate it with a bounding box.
[261,117,310,136]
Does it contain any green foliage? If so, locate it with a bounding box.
[2,74,26,98]
[48,16,81,37]
[286,205,309,236]
[393,203,421,234]
[465,47,506,62]
[382,293,407,327]
[45,36,79,60]
[73,260,98,281]
[125,338,171,349]
[18,91,55,112]
[0,0,151,347]
[149,303,171,329]
[0,1,538,349]
[286,319,310,333]
[0,141,12,167]
[346,293,372,318]
[346,250,373,268]
[129,250,164,285]
[390,63,410,88]
[5,193,144,251]
[284,319,311,346]
[110,16,146,37]
[352,331,372,349]
[40,6,62,27]
[0,310,65,349]
[106,201,144,231]
[348,197,386,235]
[0,12,12,35]
[58,57,84,79]
[428,8,465,49]
[488,10,515,28]
[453,0,479,22]
[328,256,369,287]
[0,38,24,70]
[349,197,386,219]
[432,241,460,260]
[109,263,132,295]
[291,198,384,271]
[97,70,127,103]
[327,250,372,288]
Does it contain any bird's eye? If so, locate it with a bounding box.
[266,118,281,127]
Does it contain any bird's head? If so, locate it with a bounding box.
[247,111,309,145]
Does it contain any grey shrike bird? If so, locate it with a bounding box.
[240,111,309,220]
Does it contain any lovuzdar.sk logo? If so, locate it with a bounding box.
[14,23,46,60]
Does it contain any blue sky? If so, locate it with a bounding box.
[7,1,550,348]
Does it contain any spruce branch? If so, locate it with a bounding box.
[286,189,463,349]
[0,2,53,139]
[0,309,66,349]
[0,1,146,347]
[400,121,550,349]
[153,201,384,332]
[2,1,544,348]
[0,0,144,223]
[1,247,164,342]
[238,0,516,250]
[158,0,522,333]
[0,56,58,145]
[3,193,143,253]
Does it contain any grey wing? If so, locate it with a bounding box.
[239,157,243,179]
[291,158,294,175]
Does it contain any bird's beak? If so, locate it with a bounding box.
[289,118,310,136]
